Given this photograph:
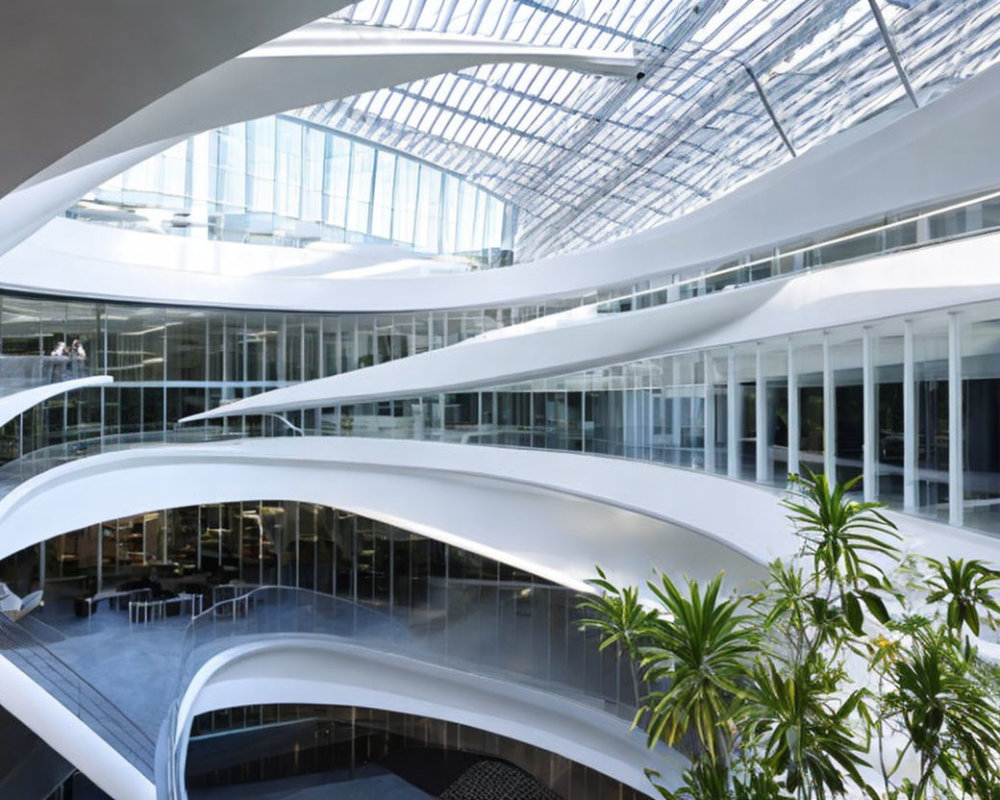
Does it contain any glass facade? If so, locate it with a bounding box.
[324,299,1000,538]
[77,115,512,264]
[187,705,646,799]
[3,291,1000,540]
[0,293,590,468]
[3,503,634,716]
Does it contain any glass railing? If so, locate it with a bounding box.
[176,585,637,718]
[0,356,95,396]
[0,428,243,503]
[0,614,156,779]
[594,188,1000,316]
[161,585,642,799]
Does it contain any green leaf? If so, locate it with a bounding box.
[859,590,890,625]
[844,591,864,635]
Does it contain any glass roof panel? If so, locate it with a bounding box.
[291,0,1000,261]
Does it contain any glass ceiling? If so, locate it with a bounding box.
[296,0,1000,262]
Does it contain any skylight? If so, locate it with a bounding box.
[294,0,1000,261]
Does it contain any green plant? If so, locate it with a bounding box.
[640,572,756,768]
[744,657,871,800]
[782,470,900,637]
[578,565,658,704]
[925,556,1000,637]
[879,625,1000,798]
[581,473,1000,800]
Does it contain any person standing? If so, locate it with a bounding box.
[71,339,87,377]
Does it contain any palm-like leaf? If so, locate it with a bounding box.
[578,565,658,658]
[882,627,1000,796]
[745,657,871,799]
[640,572,756,762]
[783,470,901,590]
[925,557,1000,637]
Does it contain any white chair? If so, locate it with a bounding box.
[0,582,43,622]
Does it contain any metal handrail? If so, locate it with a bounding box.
[594,187,1000,315]
[0,615,156,778]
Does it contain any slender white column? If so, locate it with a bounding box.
[949,312,964,527]
[756,343,769,483]
[903,320,916,510]
[823,332,835,481]
[727,348,738,478]
[787,338,799,479]
[672,358,683,459]
[704,352,715,473]
[96,525,103,594]
[862,327,877,502]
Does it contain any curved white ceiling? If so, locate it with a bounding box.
[0,23,635,257]
[0,438,770,592]
[30,22,638,189]
[183,233,1000,418]
[0,1,348,198]
[2,60,999,309]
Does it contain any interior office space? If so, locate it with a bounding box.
[1,2,1000,798]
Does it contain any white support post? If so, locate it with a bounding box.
[672,358,683,459]
[787,339,799,479]
[903,320,916,511]
[727,348,738,478]
[704,352,715,473]
[756,343,769,483]
[949,312,964,527]
[823,332,835,481]
[862,327,877,502]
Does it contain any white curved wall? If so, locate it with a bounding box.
[175,638,678,798]
[0,375,111,428]
[0,438,769,592]
[0,2,347,199]
[0,654,154,800]
[3,438,994,591]
[3,60,1000,309]
[184,232,1000,417]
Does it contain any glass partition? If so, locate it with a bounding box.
[913,318,949,522]
[875,321,905,506]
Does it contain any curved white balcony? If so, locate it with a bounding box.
[0,437,769,592]
[183,231,1000,417]
[171,635,677,799]
[3,60,1000,307]
[0,2,349,201]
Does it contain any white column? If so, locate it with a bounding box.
[704,352,715,473]
[862,327,877,502]
[949,312,964,527]
[823,332,835,481]
[756,343,769,483]
[916,215,931,244]
[903,320,916,511]
[672,359,683,459]
[96,526,103,594]
[317,317,325,377]
[727,348,738,478]
[787,338,799,478]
